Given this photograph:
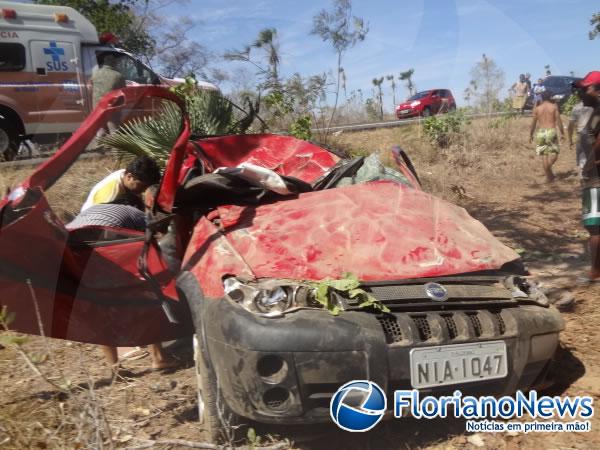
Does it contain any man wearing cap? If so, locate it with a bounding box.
[574,71,600,281]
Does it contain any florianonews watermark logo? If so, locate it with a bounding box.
[330,381,594,433]
[330,380,387,432]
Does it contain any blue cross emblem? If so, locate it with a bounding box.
[43,41,64,63]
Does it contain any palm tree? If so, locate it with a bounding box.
[253,28,281,91]
[399,69,415,97]
[386,74,396,107]
[224,28,281,93]
[372,77,384,120]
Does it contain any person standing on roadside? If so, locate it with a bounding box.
[91,52,126,136]
[574,72,600,282]
[529,90,565,182]
[512,74,529,114]
[568,98,594,176]
[533,78,545,107]
[524,73,532,97]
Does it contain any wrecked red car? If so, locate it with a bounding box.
[0,87,563,441]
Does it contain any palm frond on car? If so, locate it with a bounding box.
[99,90,251,166]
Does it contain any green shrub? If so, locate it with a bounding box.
[422,112,468,148]
[489,109,518,129]
[288,115,312,140]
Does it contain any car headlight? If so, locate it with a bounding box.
[223,277,316,317]
[410,100,421,107]
[503,275,549,306]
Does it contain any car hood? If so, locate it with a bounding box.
[216,181,519,282]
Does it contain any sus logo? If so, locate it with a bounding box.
[44,41,69,72]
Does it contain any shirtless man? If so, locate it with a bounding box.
[529,90,564,182]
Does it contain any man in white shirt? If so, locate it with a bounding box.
[568,101,594,175]
[81,155,160,212]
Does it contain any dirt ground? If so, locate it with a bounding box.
[1,116,599,449]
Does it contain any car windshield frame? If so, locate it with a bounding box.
[407,91,431,101]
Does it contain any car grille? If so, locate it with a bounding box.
[376,309,511,345]
[355,276,517,311]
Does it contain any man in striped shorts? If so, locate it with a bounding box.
[66,202,146,231]
[576,72,600,281]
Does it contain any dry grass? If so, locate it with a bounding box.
[0,155,123,222]
[330,115,541,205]
[0,337,202,450]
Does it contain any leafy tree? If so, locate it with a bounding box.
[372,77,384,120]
[364,98,379,120]
[37,0,214,79]
[285,73,328,117]
[150,17,211,79]
[399,69,415,97]
[463,88,471,106]
[35,0,154,55]
[469,54,504,114]
[590,12,600,39]
[311,0,368,128]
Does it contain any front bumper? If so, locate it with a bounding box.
[396,108,419,118]
[201,297,563,425]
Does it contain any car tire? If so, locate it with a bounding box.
[449,104,456,112]
[194,333,246,444]
[421,107,432,117]
[0,118,19,161]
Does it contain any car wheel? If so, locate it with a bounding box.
[421,107,432,117]
[194,334,246,444]
[449,104,456,112]
[0,118,19,161]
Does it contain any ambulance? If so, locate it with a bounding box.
[0,1,216,160]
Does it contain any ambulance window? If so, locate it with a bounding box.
[0,43,25,71]
[119,55,155,84]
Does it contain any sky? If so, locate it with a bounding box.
[171,0,597,108]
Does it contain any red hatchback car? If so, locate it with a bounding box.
[396,89,456,119]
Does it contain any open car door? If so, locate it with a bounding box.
[0,87,193,346]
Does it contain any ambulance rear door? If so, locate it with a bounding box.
[29,39,86,134]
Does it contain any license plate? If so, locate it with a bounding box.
[410,341,507,388]
[400,110,410,114]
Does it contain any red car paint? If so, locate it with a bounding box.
[0,86,517,346]
[395,89,456,119]
[186,182,517,298]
